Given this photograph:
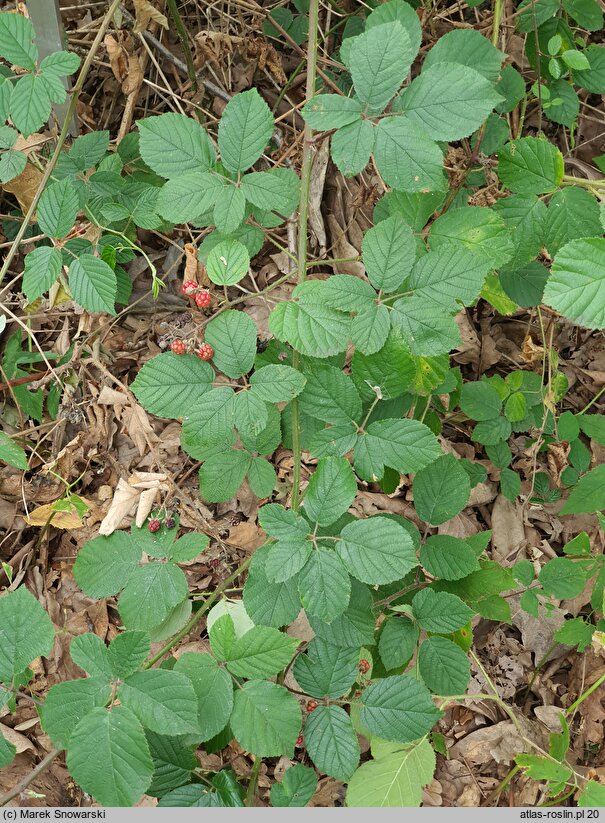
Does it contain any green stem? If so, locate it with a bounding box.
[165,0,198,94]
[290,0,319,513]
[244,757,262,807]
[562,174,605,190]
[565,672,605,717]
[142,555,253,669]
[492,0,503,46]
[0,0,123,291]
[579,383,605,414]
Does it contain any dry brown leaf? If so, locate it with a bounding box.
[3,161,44,213]
[133,0,168,33]
[25,500,90,530]
[450,720,525,765]
[490,494,525,564]
[98,472,168,535]
[0,724,35,754]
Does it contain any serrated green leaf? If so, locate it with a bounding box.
[10,73,51,137]
[265,537,312,583]
[379,617,419,671]
[68,254,117,315]
[0,728,16,768]
[241,169,299,216]
[337,516,417,584]
[331,119,375,177]
[396,63,502,141]
[0,430,27,469]
[360,675,443,743]
[298,549,351,621]
[118,669,199,735]
[40,50,80,76]
[578,781,605,807]
[423,29,505,81]
[351,331,416,401]
[67,706,153,807]
[539,557,588,598]
[243,544,302,627]
[174,652,233,741]
[412,588,474,632]
[352,303,391,355]
[0,12,37,69]
[131,352,214,418]
[146,732,197,798]
[544,238,605,330]
[213,185,246,234]
[249,364,306,403]
[500,262,550,308]
[156,172,222,223]
[350,21,413,113]
[199,450,250,503]
[182,387,235,452]
[37,178,79,239]
[70,633,112,680]
[205,309,256,378]
[305,705,360,781]
[355,419,441,481]
[429,206,512,269]
[346,738,435,807]
[271,764,317,807]
[497,137,564,194]
[299,364,361,426]
[390,296,461,356]
[303,456,357,526]
[302,95,363,129]
[168,532,210,563]
[293,638,359,698]
[108,631,150,679]
[0,149,26,183]
[374,116,445,193]
[516,753,572,784]
[362,214,416,293]
[269,300,351,358]
[555,617,594,652]
[413,454,471,525]
[544,188,602,257]
[73,532,141,598]
[230,680,301,756]
[323,274,376,312]
[0,587,55,685]
[40,678,112,749]
[138,113,215,178]
[233,390,268,438]
[206,239,250,286]
[118,562,188,631]
[418,637,470,695]
[218,89,273,173]
[420,535,480,581]
[460,380,502,421]
[408,246,490,310]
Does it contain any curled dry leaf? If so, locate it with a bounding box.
[25,501,89,530]
[0,723,35,754]
[98,471,168,535]
[132,0,168,33]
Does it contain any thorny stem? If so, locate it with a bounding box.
[290,0,319,512]
[244,757,262,806]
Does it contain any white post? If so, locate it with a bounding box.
[26,0,78,135]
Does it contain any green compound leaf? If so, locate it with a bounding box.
[298,364,362,426]
[250,364,306,403]
[418,637,471,695]
[230,680,301,757]
[0,430,27,469]
[174,652,234,741]
[271,764,317,807]
[302,456,357,526]
[298,549,351,621]
[420,535,480,581]
[331,119,375,178]
[138,113,215,178]
[40,678,112,749]
[22,246,62,303]
[66,706,153,807]
[346,737,435,807]
[156,172,222,223]
[205,309,257,378]
[0,12,37,69]
[218,89,274,173]
[302,94,363,129]
[423,28,505,82]
[293,637,359,699]
[269,300,351,358]
[396,63,502,141]
[206,239,250,286]
[37,178,79,239]
[543,238,605,330]
[360,676,443,743]
[131,353,214,418]
[459,380,503,421]
[497,137,564,194]
[107,631,151,679]
[305,705,360,781]
[336,516,418,585]
[355,419,441,481]
[362,214,416,293]
[68,254,117,316]
[118,669,199,735]
[73,532,141,599]
[118,562,188,631]
[349,22,414,114]
[413,454,471,525]
[374,116,446,193]
[378,617,419,671]
[412,588,474,633]
[0,587,55,685]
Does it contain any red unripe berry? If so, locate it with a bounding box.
[295,735,304,747]
[181,279,198,296]
[359,659,370,674]
[171,340,187,355]
[194,289,212,308]
[306,700,318,712]
[196,343,214,361]
[148,518,161,533]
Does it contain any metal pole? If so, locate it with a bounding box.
[26,0,79,136]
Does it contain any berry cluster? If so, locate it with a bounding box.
[181,280,212,309]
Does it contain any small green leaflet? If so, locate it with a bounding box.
[304,705,360,781]
[0,430,27,469]
[205,310,257,378]
[118,669,200,735]
[271,764,317,807]
[132,353,214,418]
[301,95,363,129]
[360,676,443,743]
[349,22,414,114]
[230,680,301,757]
[336,516,418,584]
[418,636,471,695]
[37,178,79,239]
[206,239,250,286]
[413,454,471,525]
[346,738,435,807]
[302,457,357,526]
[0,587,55,684]
[40,678,112,749]
[68,254,117,316]
[561,464,605,514]
[174,652,234,742]
[412,588,474,632]
[362,214,416,293]
[497,137,564,194]
[544,238,605,330]
[218,89,274,173]
[0,12,38,69]
[138,113,215,178]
